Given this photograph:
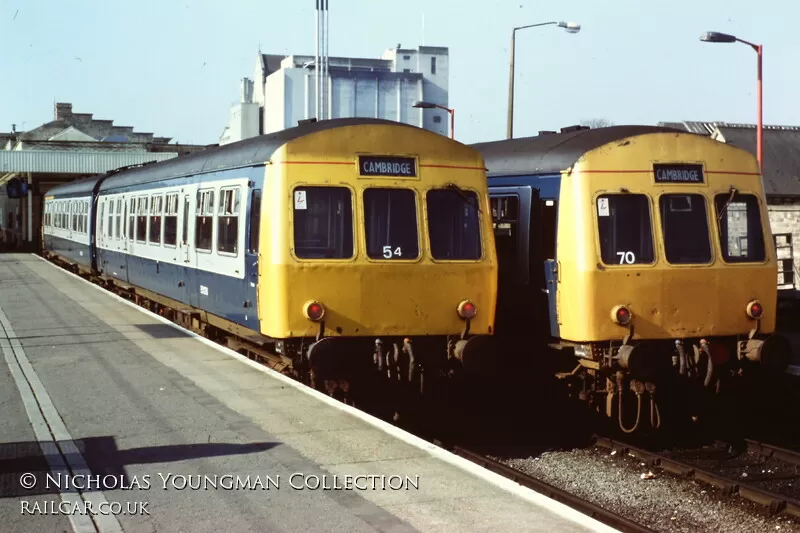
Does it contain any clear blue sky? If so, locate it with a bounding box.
[1,0,797,145]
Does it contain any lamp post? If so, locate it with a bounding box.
[413,100,455,139]
[700,31,763,171]
[507,21,580,139]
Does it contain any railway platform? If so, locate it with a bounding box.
[0,253,616,533]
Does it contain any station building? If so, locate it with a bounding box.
[0,103,210,251]
[219,45,450,145]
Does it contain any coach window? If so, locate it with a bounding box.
[426,188,482,260]
[128,198,135,240]
[714,193,765,263]
[149,194,163,245]
[182,195,190,245]
[364,188,419,260]
[293,186,353,259]
[217,187,240,255]
[136,196,148,243]
[491,195,526,281]
[115,199,122,239]
[195,189,214,252]
[248,190,261,254]
[659,194,712,264]
[164,193,179,247]
[122,199,128,239]
[73,201,79,231]
[98,202,105,236]
[596,194,655,265]
[107,199,115,238]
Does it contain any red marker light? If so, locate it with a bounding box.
[304,301,325,322]
[611,305,632,326]
[746,300,763,319]
[457,300,478,319]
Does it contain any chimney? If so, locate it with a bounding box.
[55,102,73,121]
[11,124,16,133]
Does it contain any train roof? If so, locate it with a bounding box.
[45,175,104,198]
[96,118,422,191]
[46,118,424,197]
[471,125,690,177]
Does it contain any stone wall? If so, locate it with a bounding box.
[767,201,800,288]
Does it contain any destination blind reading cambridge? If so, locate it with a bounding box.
[359,156,417,177]
[653,163,705,184]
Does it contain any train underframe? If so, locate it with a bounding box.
[556,330,792,435]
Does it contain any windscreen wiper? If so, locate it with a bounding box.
[445,183,483,213]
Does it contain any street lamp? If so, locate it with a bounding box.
[700,31,763,171]
[413,100,455,139]
[507,21,580,139]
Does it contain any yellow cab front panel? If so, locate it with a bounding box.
[556,131,776,342]
[256,123,498,339]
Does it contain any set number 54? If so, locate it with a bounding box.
[383,246,402,258]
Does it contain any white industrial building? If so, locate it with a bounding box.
[219,45,450,145]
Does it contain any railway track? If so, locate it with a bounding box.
[437,442,657,533]
[594,436,800,519]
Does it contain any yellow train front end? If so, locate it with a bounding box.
[557,131,790,431]
[256,122,497,392]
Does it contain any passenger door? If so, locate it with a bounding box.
[490,186,534,337]
[179,192,196,308]
[537,198,560,338]
[243,188,261,327]
[489,186,555,340]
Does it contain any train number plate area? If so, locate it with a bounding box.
[653,163,705,184]
[359,156,417,177]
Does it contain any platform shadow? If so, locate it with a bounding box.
[0,435,279,498]
[132,323,193,339]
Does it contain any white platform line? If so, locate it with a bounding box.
[31,253,620,533]
[788,365,800,376]
[0,302,124,533]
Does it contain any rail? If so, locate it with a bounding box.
[593,436,800,519]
